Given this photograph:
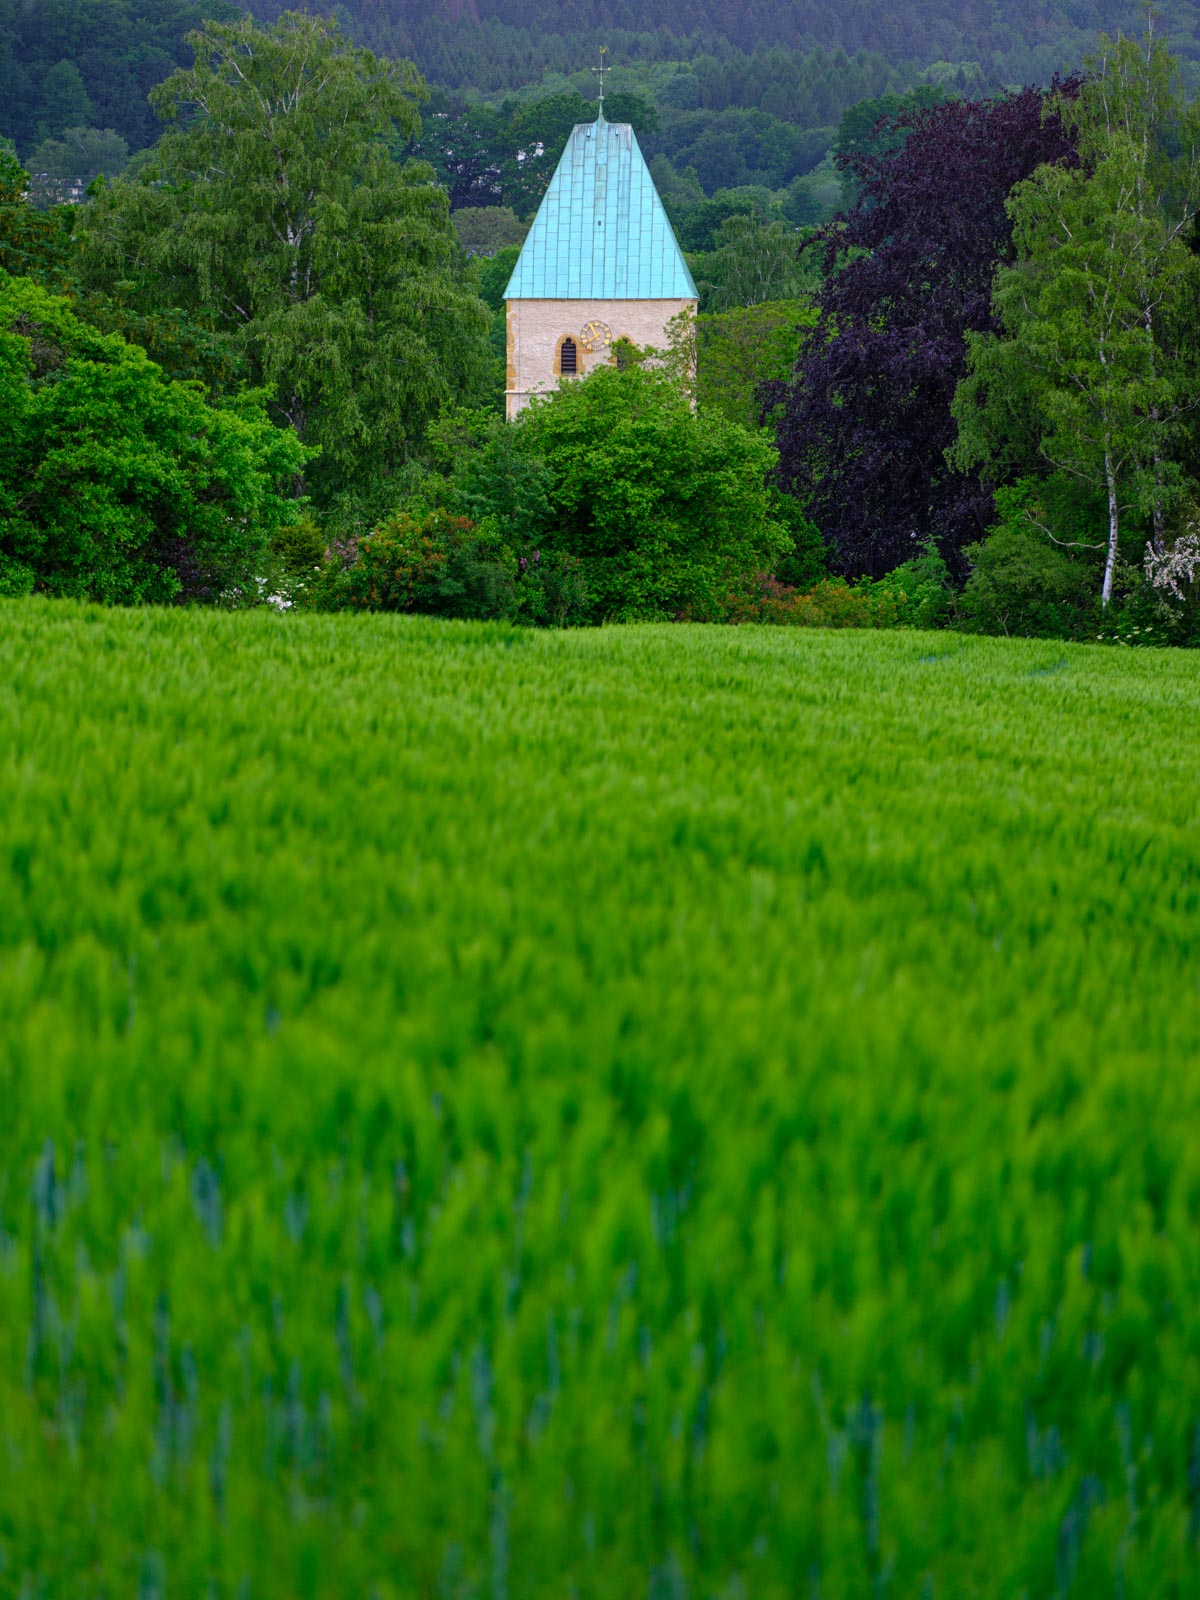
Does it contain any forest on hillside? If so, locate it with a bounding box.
[5,0,1200,164]
[0,0,238,153]
[242,0,1200,89]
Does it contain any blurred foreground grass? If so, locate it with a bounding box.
[2,600,1199,1597]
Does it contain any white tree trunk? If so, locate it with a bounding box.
[1102,445,1120,607]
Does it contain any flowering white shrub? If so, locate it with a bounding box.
[252,575,296,611]
[1144,528,1200,602]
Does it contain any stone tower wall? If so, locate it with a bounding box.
[505,297,697,420]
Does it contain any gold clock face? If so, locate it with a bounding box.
[579,319,612,352]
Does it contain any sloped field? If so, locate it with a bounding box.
[2,600,1199,1597]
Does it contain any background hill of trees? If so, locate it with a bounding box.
[246,0,1200,90]
[5,0,1200,167]
[0,0,240,154]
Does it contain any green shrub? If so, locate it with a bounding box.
[736,540,948,632]
[0,276,307,605]
[270,512,326,579]
[304,507,592,626]
[1092,567,1181,647]
[254,512,328,611]
[770,490,830,590]
[957,480,1109,639]
[958,528,1098,639]
[306,509,519,620]
[424,527,519,622]
[516,364,790,622]
[859,540,953,629]
[0,549,35,598]
[511,544,590,627]
[727,574,881,626]
[426,376,789,625]
[459,427,554,548]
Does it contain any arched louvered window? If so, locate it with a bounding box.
[559,338,578,375]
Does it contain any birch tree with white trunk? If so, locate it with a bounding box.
[951,29,1200,606]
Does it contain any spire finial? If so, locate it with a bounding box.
[592,46,608,119]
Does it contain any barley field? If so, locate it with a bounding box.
[2,599,1199,1598]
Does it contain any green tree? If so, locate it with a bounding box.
[512,363,789,621]
[952,31,1200,605]
[452,205,527,256]
[2,137,238,392]
[35,61,94,143]
[660,69,700,109]
[782,155,844,228]
[75,13,493,518]
[832,83,946,198]
[690,215,819,312]
[477,246,521,313]
[696,298,817,429]
[957,497,1099,639]
[0,277,307,602]
[648,154,704,213]
[424,406,555,547]
[501,93,592,218]
[603,91,659,137]
[25,127,128,208]
[0,142,68,283]
[669,186,777,252]
[405,93,506,210]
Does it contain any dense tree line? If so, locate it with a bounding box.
[240,0,1200,94]
[0,15,497,600]
[1,12,791,620]
[8,0,1197,169]
[768,83,1082,576]
[766,33,1200,641]
[5,6,1200,643]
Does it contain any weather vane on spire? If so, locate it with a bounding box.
[592,46,608,116]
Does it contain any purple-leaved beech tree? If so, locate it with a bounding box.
[766,86,1079,577]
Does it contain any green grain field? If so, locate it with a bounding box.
[2,599,1199,1599]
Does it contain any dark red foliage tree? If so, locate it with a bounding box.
[766,86,1079,577]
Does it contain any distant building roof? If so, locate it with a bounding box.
[504,114,698,301]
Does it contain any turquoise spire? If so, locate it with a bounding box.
[503,116,698,301]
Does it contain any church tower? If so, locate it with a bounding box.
[503,108,698,420]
